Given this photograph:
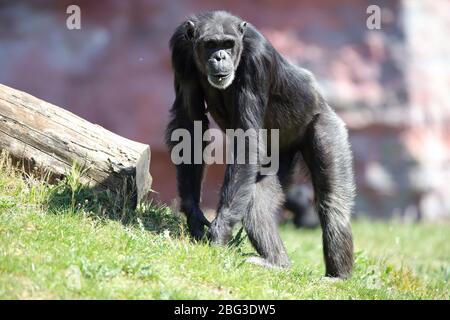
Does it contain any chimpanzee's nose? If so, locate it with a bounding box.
[214,50,226,61]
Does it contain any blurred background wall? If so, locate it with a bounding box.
[0,0,449,220]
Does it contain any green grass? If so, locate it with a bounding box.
[0,153,448,299]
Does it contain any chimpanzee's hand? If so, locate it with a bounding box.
[185,207,210,240]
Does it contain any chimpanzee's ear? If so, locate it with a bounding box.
[185,20,196,40]
[238,21,247,34]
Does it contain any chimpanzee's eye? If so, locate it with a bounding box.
[223,40,235,49]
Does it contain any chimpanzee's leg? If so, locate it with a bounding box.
[243,173,290,267]
[243,151,303,268]
[300,112,355,278]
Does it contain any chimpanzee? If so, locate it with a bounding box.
[283,185,319,229]
[166,11,355,278]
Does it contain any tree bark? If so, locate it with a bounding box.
[0,84,152,207]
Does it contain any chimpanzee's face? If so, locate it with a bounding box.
[185,19,247,89]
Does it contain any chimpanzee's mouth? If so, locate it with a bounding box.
[211,73,231,82]
[208,72,234,89]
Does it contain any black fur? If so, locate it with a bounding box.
[165,11,355,278]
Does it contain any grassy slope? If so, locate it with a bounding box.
[0,155,448,299]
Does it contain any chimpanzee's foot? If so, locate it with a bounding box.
[245,256,290,269]
[207,218,232,245]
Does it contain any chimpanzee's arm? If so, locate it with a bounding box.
[166,78,210,239]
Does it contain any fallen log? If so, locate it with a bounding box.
[0,83,152,207]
